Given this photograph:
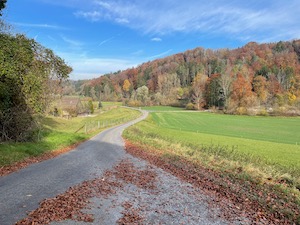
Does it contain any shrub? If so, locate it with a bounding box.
[258,109,269,116]
[127,100,143,107]
[235,107,247,115]
[185,103,195,110]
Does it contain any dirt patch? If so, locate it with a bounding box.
[124,140,299,224]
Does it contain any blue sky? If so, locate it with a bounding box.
[4,0,300,80]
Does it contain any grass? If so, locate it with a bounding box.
[0,107,141,167]
[152,112,300,145]
[123,111,300,222]
[140,106,186,111]
[124,112,300,180]
[101,101,123,107]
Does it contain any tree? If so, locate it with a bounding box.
[90,87,97,100]
[136,85,149,105]
[191,73,207,109]
[0,33,72,142]
[122,79,131,98]
[205,74,222,108]
[0,0,7,16]
[253,75,268,104]
[231,74,253,107]
[218,65,233,109]
[122,79,131,92]
[88,100,94,114]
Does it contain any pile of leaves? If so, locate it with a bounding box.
[124,140,300,224]
[16,159,156,225]
[117,201,144,225]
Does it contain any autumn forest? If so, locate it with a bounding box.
[68,40,300,115]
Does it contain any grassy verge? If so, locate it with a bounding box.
[0,107,141,167]
[140,106,186,111]
[123,112,300,223]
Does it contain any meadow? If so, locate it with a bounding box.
[124,109,300,181]
[140,106,186,111]
[0,106,141,167]
[123,108,300,222]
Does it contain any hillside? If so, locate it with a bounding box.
[72,40,300,115]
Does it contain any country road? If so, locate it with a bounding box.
[0,110,148,225]
[0,110,248,225]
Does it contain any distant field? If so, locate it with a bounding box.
[102,101,123,107]
[124,112,300,178]
[152,112,300,145]
[0,107,141,167]
[141,106,186,111]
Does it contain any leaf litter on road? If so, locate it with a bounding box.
[16,155,250,225]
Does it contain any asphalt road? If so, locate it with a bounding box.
[0,109,148,225]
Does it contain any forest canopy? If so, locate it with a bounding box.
[75,40,300,115]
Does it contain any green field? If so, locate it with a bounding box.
[124,112,300,179]
[141,106,186,111]
[0,107,141,167]
[152,112,300,145]
[101,101,123,107]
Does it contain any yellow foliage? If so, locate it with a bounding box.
[122,79,131,92]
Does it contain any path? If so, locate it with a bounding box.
[0,110,248,225]
[0,110,147,225]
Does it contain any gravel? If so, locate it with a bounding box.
[49,156,249,225]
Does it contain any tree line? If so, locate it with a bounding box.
[0,3,72,142]
[73,40,300,115]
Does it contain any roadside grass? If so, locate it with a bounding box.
[101,101,123,107]
[0,107,141,167]
[124,114,300,179]
[123,112,300,222]
[141,106,186,111]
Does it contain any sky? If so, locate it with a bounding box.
[3,0,300,80]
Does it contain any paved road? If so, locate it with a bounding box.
[0,110,148,225]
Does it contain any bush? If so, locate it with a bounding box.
[235,107,247,115]
[258,109,269,116]
[185,103,195,110]
[127,100,143,107]
[0,107,40,142]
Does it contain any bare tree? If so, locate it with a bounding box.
[192,73,207,109]
[218,64,233,109]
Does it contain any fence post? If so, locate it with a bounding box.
[85,123,87,133]
[98,121,100,129]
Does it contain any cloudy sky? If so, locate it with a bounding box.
[4,0,300,80]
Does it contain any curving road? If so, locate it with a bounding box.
[0,110,148,225]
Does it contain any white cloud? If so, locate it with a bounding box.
[61,35,83,47]
[58,52,140,80]
[12,22,67,30]
[99,37,114,46]
[148,49,173,60]
[151,37,162,42]
[74,0,300,42]
[74,11,102,22]
[115,18,129,24]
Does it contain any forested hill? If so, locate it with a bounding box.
[76,40,300,114]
